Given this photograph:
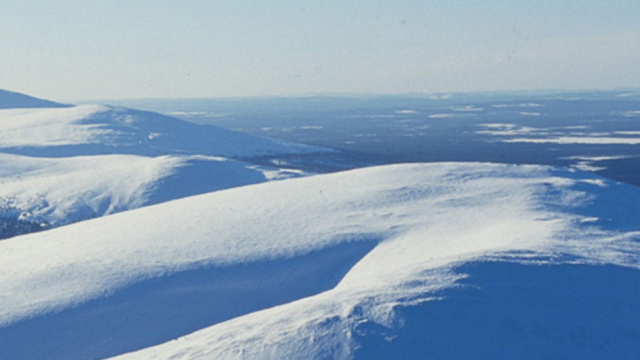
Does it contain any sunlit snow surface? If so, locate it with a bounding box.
[0,89,68,109]
[0,105,319,237]
[2,91,640,359]
[1,163,640,359]
[0,153,303,228]
[0,105,324,157]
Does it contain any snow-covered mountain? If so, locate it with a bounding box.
[1,163,639,359]
[0,104,325,158]
[0,153,303,236]
[0,91,327,238]
[0,89,69,109]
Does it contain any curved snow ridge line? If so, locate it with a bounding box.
[0,105,330,157]
[0,163,612,315]
[115,250,640,357]
[2,162,640,359]
[0,240,379,360]
[0,162,554,326]
[0,89,69,109]
[0,153,304,237]
[111,164,640,359]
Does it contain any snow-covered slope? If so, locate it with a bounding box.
[0,153,303,237]
[0,105,325,157]
[1,163,639,359]
[0,89,69,109]
[0,97,329,238]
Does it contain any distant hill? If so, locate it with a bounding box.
[0,104,327,158]
[0,99,328,239]
[0,89,70,109]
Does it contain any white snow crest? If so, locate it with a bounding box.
[1,163,639,358]
[0,105,328,157]
[0,153,299,229]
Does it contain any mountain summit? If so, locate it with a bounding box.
[0,89,69,109]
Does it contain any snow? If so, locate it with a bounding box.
[0,89,68,109]
[428,113,456,119]
[476,122,640,144]
[571,162,607,172]
[2,89,640,359]
[0,153,304,229]
[561,155,636,162]
[492,103,542,108]
[0,105,327,157]
[394,110,417,114]
[0,100,328,238]
[1,163,639,359]
[616,92,640,98]
[477,125,543,136]
[504,136,640,145]
[451,105,484,112]
[479,122,516,129]
[557,156,639,173]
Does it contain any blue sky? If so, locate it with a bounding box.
[1,1,639,101]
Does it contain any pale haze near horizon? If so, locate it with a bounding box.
[1,0,639,102]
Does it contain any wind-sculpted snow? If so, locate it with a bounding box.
[1,163,640,359]
[0,102,322,239]
[0,105,326,157]
[0,153,303,239]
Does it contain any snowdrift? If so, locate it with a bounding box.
[1,163,639,359]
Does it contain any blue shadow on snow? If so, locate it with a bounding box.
[353,261,640,359]
[0,240,377,360]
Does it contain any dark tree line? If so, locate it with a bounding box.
[0,215,50,240]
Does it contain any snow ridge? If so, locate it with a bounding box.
[0,105,325,158]
[0,102,327,238]
[0,153,304,234]
[0,163,639,359]
[0,89,69,109]
[2,90,640,359]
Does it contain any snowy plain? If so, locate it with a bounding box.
[1,90,640,359]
